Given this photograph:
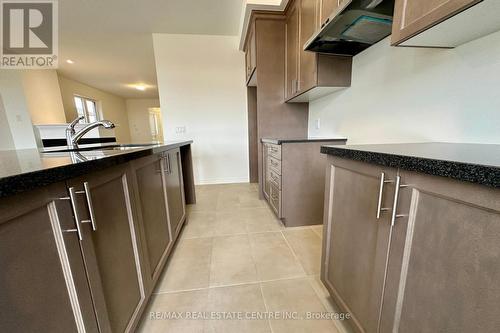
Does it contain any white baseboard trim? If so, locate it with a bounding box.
[195,177,250,185]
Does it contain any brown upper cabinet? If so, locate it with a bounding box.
[245,22,257,86]
[319,0,350,28]
[391,0,500,47]
[285,0,300,98]
[285,0,352,103]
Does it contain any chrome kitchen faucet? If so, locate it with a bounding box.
[65,116,115,149]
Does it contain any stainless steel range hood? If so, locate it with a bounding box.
[304,0,395,55]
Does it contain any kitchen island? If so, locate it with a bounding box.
[0,141,195,333]
[319,142,500,333]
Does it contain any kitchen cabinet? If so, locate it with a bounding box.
[285,0,352,103]
[130,154,172,285]
[321,157,397,333]
[322,155,500,333]
[68,164,147,333]
[391,0,490,47]
[245,22,257,86]
[320,0,340,27]
[164,148,186,239]
[0,143,194,333]
[0,183,99,333]
[263,139,346,226]
[379,170,500,333]
[262,143,271,199]
[285,0,300,99]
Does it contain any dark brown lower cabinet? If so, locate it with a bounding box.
[0,149,189,333]
[130,154,173,286]
[322,156,500,333]
[68,164,147,333]
[164,148,186,239]
[0,183,99,333]
[321,157,397,333]
[379,170,500,333]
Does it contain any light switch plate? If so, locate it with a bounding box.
[315,119,321,130]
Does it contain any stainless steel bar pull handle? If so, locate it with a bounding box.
[376,172,393,219]
[83,182,97,231]
[68,187,84,240]
[390,176,408,226]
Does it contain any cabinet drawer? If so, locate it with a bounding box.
[269,183,282,218]
[268,156,281,174]
[269,169,281,189]
[268,144,281,160]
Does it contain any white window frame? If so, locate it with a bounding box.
[74,95,100,123]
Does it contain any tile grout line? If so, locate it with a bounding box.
[279,229,308,277]
[258,282,275,333]
[153,274,322,295]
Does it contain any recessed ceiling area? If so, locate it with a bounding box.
[58,0,244,99]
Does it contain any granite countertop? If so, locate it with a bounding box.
[0,141,193,198]
[261,137,347,145]
[321,142,500,188]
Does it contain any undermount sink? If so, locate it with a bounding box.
[41,143,159,153]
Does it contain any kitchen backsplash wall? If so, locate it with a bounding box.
[308,30,500,144]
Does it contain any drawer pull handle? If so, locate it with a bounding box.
[376,172,393,219]
[390,176,408,226]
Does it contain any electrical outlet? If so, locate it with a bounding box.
[175,126,186,134]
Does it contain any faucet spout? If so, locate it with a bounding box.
[66,117,115,150]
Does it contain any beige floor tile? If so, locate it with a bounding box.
[310,225,324,240]
[156,259,211,293]
[169,238,213,263]
[260,278,339,333]
[156,238,212,292]
[307,277,353,333]
[138,289,210,333]
[181,212,216,239]
[207,284,271,333]
[283,228,322,275]
[210,235,258,286]
[214,211,247,236]
[216,191,241,211]
[249,232,306,281]
[244,208,283,233]
[238,191,267,209]
[189,193,219,212]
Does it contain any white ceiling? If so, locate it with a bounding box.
[58,0,244,99]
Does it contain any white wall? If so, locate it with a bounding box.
[126,98,161,142]
[153,33,249,185]
[308,30,500,145]
[0,94,15,150]
[0,71,39,149]
[22,70,66,125]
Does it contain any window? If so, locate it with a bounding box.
[74,96,99,123]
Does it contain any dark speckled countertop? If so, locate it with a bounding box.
[261,137,347,144]
[321,143,500,188]
[0,141,192,198]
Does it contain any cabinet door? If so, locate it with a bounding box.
[321,157,397,333]
[245,24,257,83]
[299,0,320,92]
[131,154,172,284]
[320,0,339,27]
[165,148,186,239]
[285,0,300,99]
[379,171,500,333]
[391,0,479,45]
[0,184,98,333]
[262,144,270,199]
[69,165,146,333]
